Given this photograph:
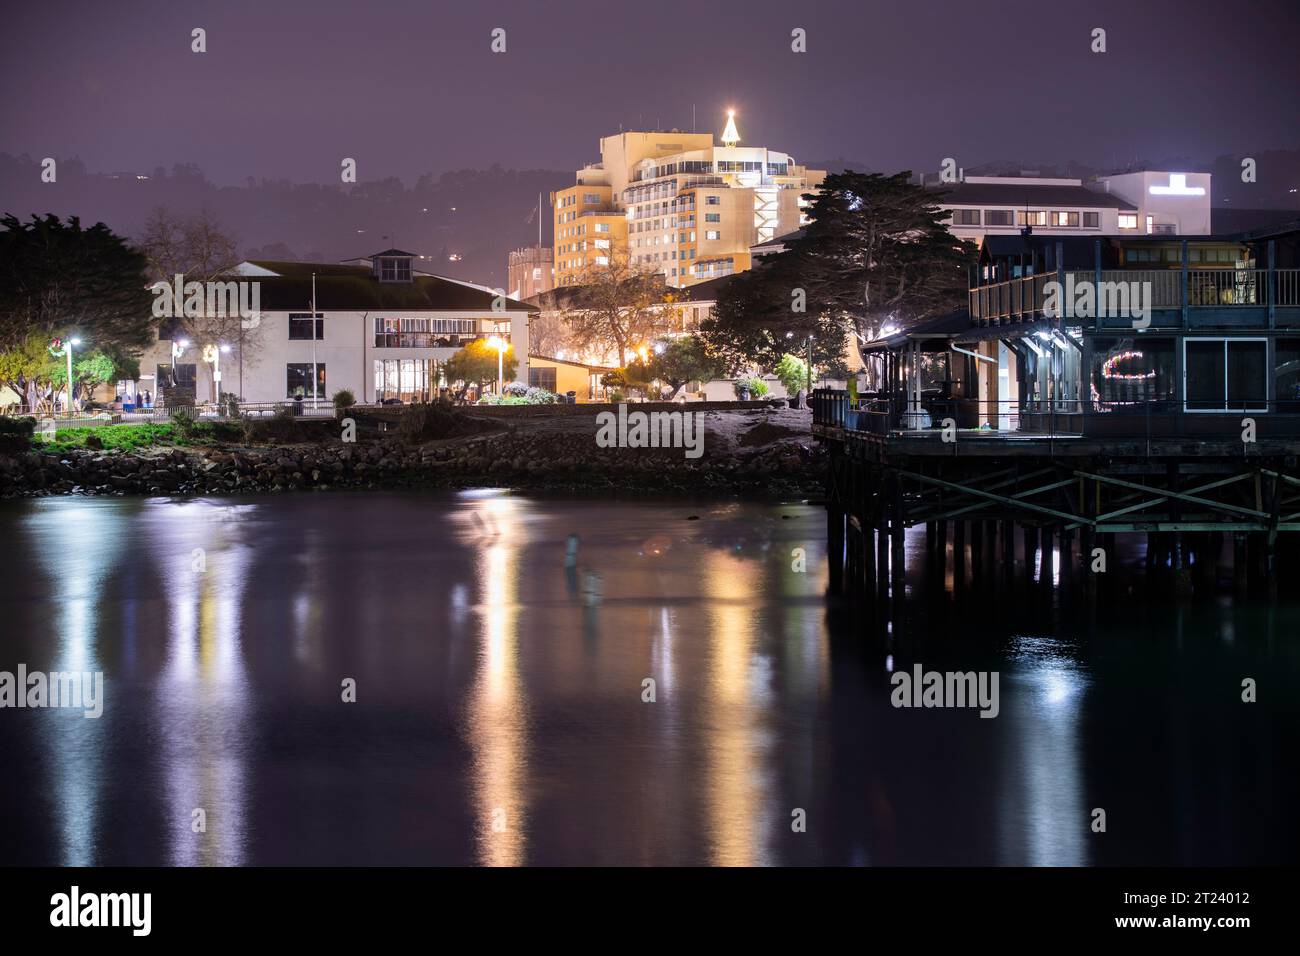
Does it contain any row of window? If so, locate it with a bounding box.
[1123,247,1242,263]
[951,209,1104,228]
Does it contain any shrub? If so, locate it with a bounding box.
[332,389,356,411]
[0,415,36,452]
[502,381,529,397]
[169,404,199,434]
[773,354,809,396]
[734,377,769,399]
[524,387,559,404]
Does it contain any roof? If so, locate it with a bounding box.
[933,181,1138,211]
[231,261,534,312]
[751,228,805,253]
[979,235,1101,268]
[858,311,972,352]
[529,354,618,372]
[673,273,739,302]
[368,248,420,258]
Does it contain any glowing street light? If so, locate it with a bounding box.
[486,335,507,393]
[65,337,82,418]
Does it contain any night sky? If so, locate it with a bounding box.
[3,0,1298,185]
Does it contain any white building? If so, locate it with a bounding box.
[134,250,534,406]
[934,170,1213,243]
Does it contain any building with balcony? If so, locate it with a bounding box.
[858,223,1300,439]
[551,113,825,288]
[135,250,535,406]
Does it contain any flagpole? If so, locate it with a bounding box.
[311,272,318,406]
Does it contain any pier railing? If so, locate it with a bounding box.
[969,268,1300,323]
[813,389,1300,441]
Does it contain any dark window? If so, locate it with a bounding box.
[1186,339,1267,411]
[1185,341,1226,410]
[287,363,326,399]
[289,312,324,340]
[1083,212,1099,227]
[529,367,557,392]
[156,363,197,388]
[985,210,1013,226]
[378,257,412,282]
[952,209,980,226]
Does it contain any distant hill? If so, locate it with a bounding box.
[0,154,572,290]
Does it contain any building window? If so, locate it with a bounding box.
[705,195,720,205]
[287,363,326,399]
[374,358,436,402]
[705,230,721,240]
[1017,211,1047,227]
[985,210,1014,226]
[378,257,412,282]
[595,223,609,233]
[952,209,981,226]
[1051,211,1080,227]
[529,367,557,392]
[156,363,197,389]
[1185,339,1268,411]
[583,193,600,204]
[1118,214,1139,229]
[1083,211,1100,228]
[705,213,720,222]
[1090,338,1176,410]
[288,312,324,340]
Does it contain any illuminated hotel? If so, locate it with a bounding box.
[551,111,825,288]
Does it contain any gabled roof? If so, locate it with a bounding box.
[859,311,972,352]
[933,181,1138,211]
[369,248,419,258]
[228,261,534,312]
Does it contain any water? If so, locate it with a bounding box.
[0,491,1296,866]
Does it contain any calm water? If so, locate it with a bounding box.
[0,491,1296,866]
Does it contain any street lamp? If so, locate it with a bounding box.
[486,335,506,393]
[66,337,81,418]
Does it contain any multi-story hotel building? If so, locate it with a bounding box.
[551,112,825,288]
[129,250,534,406]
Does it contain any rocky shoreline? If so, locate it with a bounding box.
[0,409,826,499]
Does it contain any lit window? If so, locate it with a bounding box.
[705,230,720,240]
[1118,214,1139,229]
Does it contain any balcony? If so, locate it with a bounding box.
[969,268,1300,328]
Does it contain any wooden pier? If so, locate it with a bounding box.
[813,390,1300,604]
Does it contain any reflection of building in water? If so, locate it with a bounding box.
[28,500,113,866]
[703,550,776,866]
[156,501,252,866]
[999,636,1089,866]
[461,495,529,866]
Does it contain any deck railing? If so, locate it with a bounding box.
[970,268,1300,322]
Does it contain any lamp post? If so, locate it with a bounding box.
[487,335,506,393]
[66,337,81,418]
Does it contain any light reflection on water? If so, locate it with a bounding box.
[0,493,1295,866]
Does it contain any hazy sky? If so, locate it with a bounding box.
[2,0,1298,184]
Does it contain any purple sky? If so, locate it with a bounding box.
[2,0,1298,184]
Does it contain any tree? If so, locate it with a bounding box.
[562,250,678,367]
[137,206,264,394]
[703,170,973,370]
[444,340,517,399]
[49,347,138,406]
[796,170,974,344]
[0,214,155,409]
[773,353,810,396]
[628,336,724,399]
